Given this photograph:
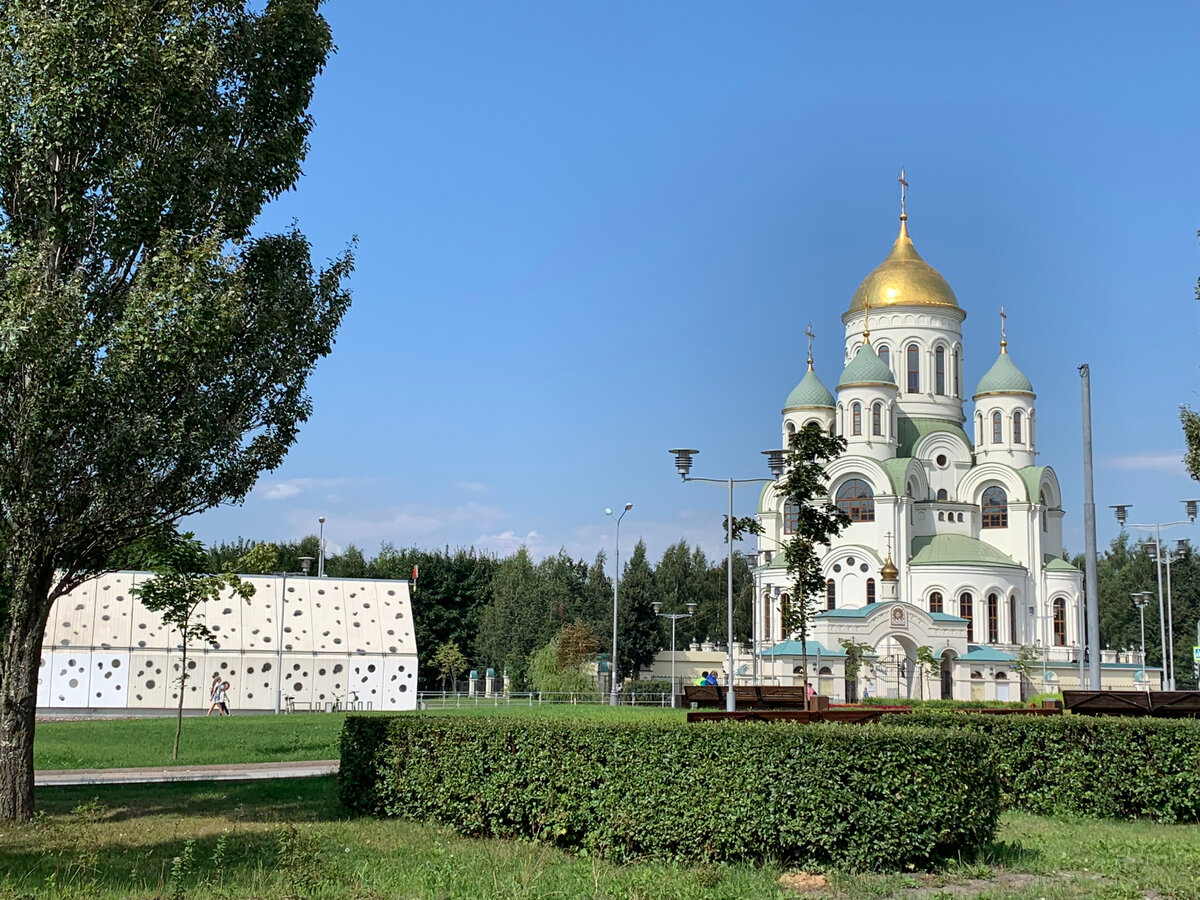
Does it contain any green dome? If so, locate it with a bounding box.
[973,347,1034,398]
[836,343,896,389]
[784,367,834,410]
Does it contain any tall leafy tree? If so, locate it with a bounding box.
[780,423,850,708]
[0,0,351,820]
[615,540,660,679]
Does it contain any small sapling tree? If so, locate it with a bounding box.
[133,535,252,759]
[433,640,467,693]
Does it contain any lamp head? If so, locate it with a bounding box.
[762,449,787,479]
[298,556,315,575]
[605,508,613,516]
[652,601,662,615]
[668,448,698,480]
[1111,504,1130,526]
[624,502,633,511]
[686,602,697,616]
[1186,499,1199,522]
[319,516,325,525]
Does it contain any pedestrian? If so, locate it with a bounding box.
[218,680,232,716]
[210,679,231,716]
[206,674,223,717]
[695,671,708,686]
[705,670,718,686]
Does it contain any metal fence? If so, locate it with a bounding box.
[416,691,675,709]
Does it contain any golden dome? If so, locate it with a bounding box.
[880,554,899,582]
[847,216,960,313]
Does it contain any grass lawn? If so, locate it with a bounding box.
[3,777,1200,899]
[34,705,685,770]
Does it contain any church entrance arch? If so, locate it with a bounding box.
[939,650,957,700]
[872,633,919,699]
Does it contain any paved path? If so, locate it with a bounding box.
[35,760,339,787]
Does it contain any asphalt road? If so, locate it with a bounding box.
[35,760,339,787]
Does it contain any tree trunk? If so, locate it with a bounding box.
[0,561,55,822]
[173,643,186,760]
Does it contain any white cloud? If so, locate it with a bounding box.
[255,477,349,501]
[455,481,489,494]
[474,530,545,558]
[1107,452,1185,474]
[261,482,302,500]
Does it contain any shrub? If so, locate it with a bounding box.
[890,710,1200,823]
[339,715,999,871]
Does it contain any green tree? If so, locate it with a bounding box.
[527,625,597,697]
[1010,645,1041,701]
[432,640,467,693]
[615,540,660,680]
[0,0,350,821]
[780,423,851,709]
[839,638,875,702]
[132,535,252,759]
[914,645,939,700]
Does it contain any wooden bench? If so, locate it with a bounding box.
[1063,690,1200,718]
[682,685,830,711]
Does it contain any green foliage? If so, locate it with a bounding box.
[891,711,1200,823]
[526,631,597,697]
[339,715,999,870]
[431,640,466,692]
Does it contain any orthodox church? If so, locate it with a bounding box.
[751,197,1097,701]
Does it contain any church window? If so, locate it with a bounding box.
[907,344,919,393]
[762,595,772,644]
[992,411,1002,444]
[1008,595,1017,644]
[1053,598,1067,646]
[878,345,890,372]
[936,488,948,501]
[929,591,943,613]
[981,486,1008,529]
[987,593,999,643]
[872,402,882,436]
[780,594,791,635]
[852,402,862,436]
[960,593,974,641]
[938,511,945,521]
[783,501,799,535]
[935,346,945,394]
[953,349,960,397]
[866,578,876,604]
[1013,410,1023,444]
[836,479,875,522]
[1040,490,1048,532]
[826,579,836,610]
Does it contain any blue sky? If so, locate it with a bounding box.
[189,2,1200,568]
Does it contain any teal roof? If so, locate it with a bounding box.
[1017,466,1046,504]
[762,639,845,657]
[784,366,835,410]
[973,348,1034,398]
[1044,554,1080,573]
[931,611,968,622]
[836,343,896,389]
[909,534,1026,570]
[961,644,1017,662]
[895,417,971,457]
[878,457,912,496]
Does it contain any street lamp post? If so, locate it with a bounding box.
[1132,591,1151,690]
[318,516,326,578]
[274,556,315,714]
[653,601,696,706]
[1111,501,1198,690]
[740,552,761,683]
[668,448,786,712]
[605,503,633,707]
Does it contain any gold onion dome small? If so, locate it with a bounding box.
[880,555,899,582]
[847,216,960,314]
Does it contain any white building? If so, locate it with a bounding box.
[743,207,1147,700]
[37,572,419,713]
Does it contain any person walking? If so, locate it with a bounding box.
[206,674,224,717]
[216,680,232,716]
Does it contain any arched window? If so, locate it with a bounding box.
[981,486,1008,529]
[953,349,960,397]
[935,346,945,395]
[975,413,983,446]
[1053,598,1067,646]
[785,421,796,441]
[987,593,999,643]
[866,578,876,604]
[836,479,875,522]
[762,595,772,644]
[878,345,890,372]
[852,402,862,436]
[992,411,1002,444]
[960,592,974,641]
[1013,410,1023,444]
[936,488,948,501]
[826,579,836,610]
[1039,490,1048,532]
[938,511,945,521]
[783,501,800,535]
[906,344,920,393]
[872,402,882,436]
[929,591,943,614]
[780,594,791,636]
[1008,595,1017,644]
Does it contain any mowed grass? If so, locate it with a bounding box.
[34,704,685,770]
[3,777,1200,899]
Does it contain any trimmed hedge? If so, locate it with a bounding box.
[889,710,1200,823]
[339,715,999,870]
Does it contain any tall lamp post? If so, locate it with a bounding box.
[274,555,315,714]
[668,448,786,712]
[652,601,696,706]
[318,516,326,578]
[605,502,633,707]
[1131,591,1151,690]
[1111,501,1198,690]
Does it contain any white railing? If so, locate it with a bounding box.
[416,691,675,709]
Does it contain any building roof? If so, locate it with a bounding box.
[837,342,896,389]
[846,217,961,314]
[973,346,1035,398]
[784,365,835,410]
[961,644,1017,662]
[895,417,971,458]
[909,534,1026,570]
[762,639,845,657]
[1044,554,1080,573]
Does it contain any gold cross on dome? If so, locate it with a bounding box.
[884,531,893,557]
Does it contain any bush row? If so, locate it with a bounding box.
[339,715,999,870]
[889,710,1200,823]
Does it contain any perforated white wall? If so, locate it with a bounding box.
[38,573,419,712]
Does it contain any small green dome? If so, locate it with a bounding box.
[836,343,896,390]
[784,367,834,410]
[973,346,1034,398]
